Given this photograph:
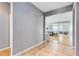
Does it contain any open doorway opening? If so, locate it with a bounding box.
[45,9,75,56]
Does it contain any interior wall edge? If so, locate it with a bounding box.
[43,13,45,41]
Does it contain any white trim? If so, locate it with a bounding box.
[10,2,13,56]
[14,41,44,56]
[0,47,10,51]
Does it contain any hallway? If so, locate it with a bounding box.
[13,2,76,56]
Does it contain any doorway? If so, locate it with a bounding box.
[44,11,75,55]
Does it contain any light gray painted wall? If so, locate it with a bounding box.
[0,3,10,49]
[76,2,79,56]
[13,2,44,55]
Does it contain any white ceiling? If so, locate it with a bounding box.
[46,11,72,25]
[31,2,73,12]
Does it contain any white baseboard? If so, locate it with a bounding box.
[14,41,44,56]
[0,47,10,51]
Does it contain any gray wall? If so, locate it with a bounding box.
[13,2,44,55]
[76,2,79,56]
[0,3,10,49]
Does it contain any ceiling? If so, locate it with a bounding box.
[31,2,73,12]
[46,11,72,25]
